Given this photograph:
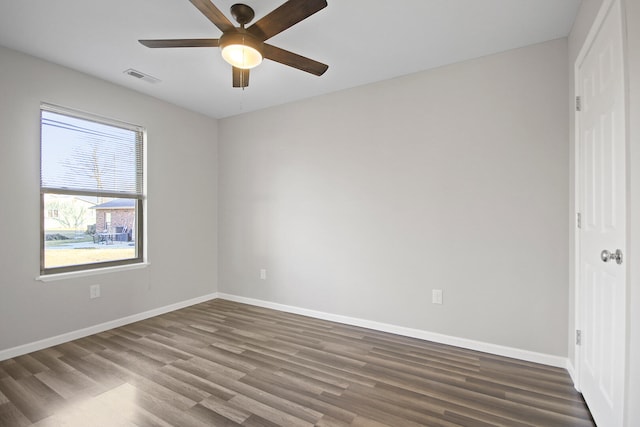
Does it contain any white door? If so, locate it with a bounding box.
[577,0,627,426]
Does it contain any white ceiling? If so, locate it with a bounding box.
[0,0,581,119]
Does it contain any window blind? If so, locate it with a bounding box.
[40,106,143,198]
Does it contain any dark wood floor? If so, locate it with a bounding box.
[0,299,594,426]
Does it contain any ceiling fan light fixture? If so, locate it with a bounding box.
[220,32,263,69]
[139,0,329,88]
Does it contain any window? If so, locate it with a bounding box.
[40,104,145,275]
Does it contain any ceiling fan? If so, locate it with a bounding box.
[139,0,329,88]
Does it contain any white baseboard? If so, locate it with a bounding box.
[0,292,219,362]
[218,293,569,369]
[0,291,570,372]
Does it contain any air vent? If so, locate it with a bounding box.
[123,68,160,84]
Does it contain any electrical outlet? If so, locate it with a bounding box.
[260,269,267,280]
[90,284,101,299]
[432,289,443,305]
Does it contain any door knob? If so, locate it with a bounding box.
[601,249,623,265]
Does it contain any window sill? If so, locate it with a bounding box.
[36,262,150,282]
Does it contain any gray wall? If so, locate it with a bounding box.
[0,46,219,352]
[219,39,570,356]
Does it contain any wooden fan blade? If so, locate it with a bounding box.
[189,0,235,33]
[232,67,250,88]
[139,39,219,48]
[263,44,328,76]
[247,0,327,41]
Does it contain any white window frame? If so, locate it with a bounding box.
[39,103,147,276]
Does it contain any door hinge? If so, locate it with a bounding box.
[576,95,582,112]
[576,330,582,346]
[577,212,582,229]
